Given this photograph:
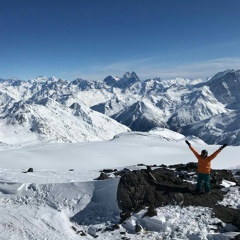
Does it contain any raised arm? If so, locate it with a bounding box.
[185,140,200,158]
[208,144,227,161]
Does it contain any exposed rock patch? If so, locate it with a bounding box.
[117,163,240,229]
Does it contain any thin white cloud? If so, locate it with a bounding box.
[60,57,240,81]
[158,58,240,79]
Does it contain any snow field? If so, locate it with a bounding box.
[0,131,240,239]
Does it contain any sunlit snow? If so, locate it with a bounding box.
[0,129,240,239]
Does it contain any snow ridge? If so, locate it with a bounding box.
[0,69,240,145]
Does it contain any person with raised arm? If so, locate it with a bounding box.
[185,140,227,194]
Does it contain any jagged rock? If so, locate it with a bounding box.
[119,212,132,224]
[69,102,81,110]
[233,211,240,229]
[95,172,109,180]
[169,162,198,172]
[117,167,192,212]
[104,224,120,232]
[22,167,33,173]
[143,205,157,218]
[71,226,87,236]
[117,163,240,228]
[173,193,184,205]
[100,169,117,173]
[103,75,118,86]
[88,225,98,238]
[235,234,240,240]
[114,168,130,177]
[211,169,240,188]
[135,224,143,233]
[159,164,167,168]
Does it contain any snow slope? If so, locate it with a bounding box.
[0,129,240,239]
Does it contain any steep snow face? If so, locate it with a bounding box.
[0,79,32,101]
[113,71,140,89]
[207,69,240,109]
[167,86,226,130]
[179,110,240,146]
[0,97,130,144]
[112,99,167,131]
[0,91,15,107]
[103,75,120,86]
[91,97,126,117]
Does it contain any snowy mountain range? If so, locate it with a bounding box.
[0,68,239,145]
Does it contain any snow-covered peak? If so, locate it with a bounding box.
[123,71,139,79]
[0,68,240,145]
[113,71,140,89]
[103,75,119,86]
[210,69,237,81]
[207,69,240,109]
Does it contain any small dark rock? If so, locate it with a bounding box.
[100,169,117,173]
[71,226,87,236]
[27,168,33,172]
[119,212,132,223]
[235,234,240,240]
[210,169,238,189]
[135,224,143,233]
[79,231,87,236]
[71,226,77,231]
[114,168,130,177]
[233,211,240,229]
[143,205,157,217]
[169,162,197,172]
[95,172,109,180]
[173,193,184,205]
[159,164,167,168]
[104,224,120,232]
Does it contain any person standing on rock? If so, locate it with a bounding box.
[185,140,227,194]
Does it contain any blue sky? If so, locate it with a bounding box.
[1,0,240,81]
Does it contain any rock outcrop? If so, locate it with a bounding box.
[117,163,240,228]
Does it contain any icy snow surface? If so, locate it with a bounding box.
[0,129,240,239]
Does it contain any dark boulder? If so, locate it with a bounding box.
[143,205,157,217]
[95,172,109,180]
[22,167,34,173]
[100,169,117,173]
[117,167,194,212]
[235,234,240,240]
[117,163,240,228]
[114,168,130,177]
[211,169,240,188]
[233,211,240,229]
[169,162,198,172]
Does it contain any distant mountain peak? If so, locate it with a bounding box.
[103,75,119,86]
[123,71,139,79]
[210,69,239,81]
[0,68,240,145]
[113,71,140,89]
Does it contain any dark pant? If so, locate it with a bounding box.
[196,173,210,193]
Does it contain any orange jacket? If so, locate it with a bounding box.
[189,146,221,174]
